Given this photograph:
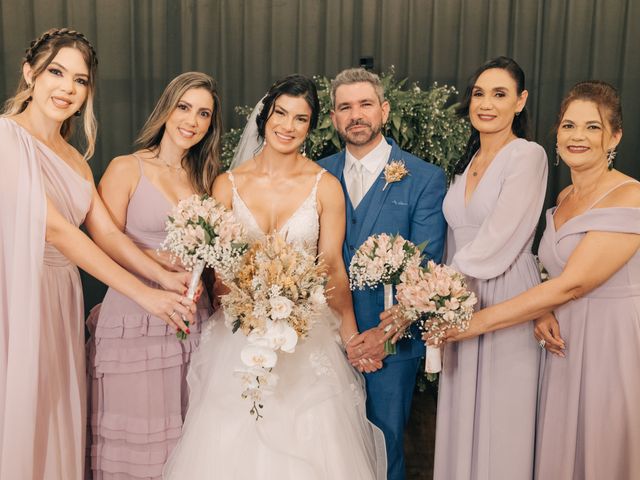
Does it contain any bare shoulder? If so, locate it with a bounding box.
[317,168,342,193]
[601,174,640,208]
[211,171,233,207]
[101,153,141,184]
[317,169,345,208]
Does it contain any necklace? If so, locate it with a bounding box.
[153,151,182,171]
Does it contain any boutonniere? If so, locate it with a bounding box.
[382,160,409,190]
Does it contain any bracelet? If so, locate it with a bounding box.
[343,332,359,348]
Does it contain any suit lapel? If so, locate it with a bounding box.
[354,139,403,247]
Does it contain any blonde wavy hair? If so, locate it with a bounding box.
[1,27,98,160]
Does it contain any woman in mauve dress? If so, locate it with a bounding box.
[86,72,220,480]
[446,80,640,480]
[0,29,194,480]
[434,56,548,480]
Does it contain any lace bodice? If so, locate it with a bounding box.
[228,169,325,255]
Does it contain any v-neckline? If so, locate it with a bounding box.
[463,138,519,207]
[232,181,316,237]
[139,174,178,209]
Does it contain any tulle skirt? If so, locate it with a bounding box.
[163,307,387,479]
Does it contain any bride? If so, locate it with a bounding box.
[163,75,387,479]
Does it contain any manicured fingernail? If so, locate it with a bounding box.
[186,328,191,334]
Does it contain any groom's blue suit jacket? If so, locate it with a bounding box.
[318,138,447,363]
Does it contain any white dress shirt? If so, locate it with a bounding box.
[343,137,392,206]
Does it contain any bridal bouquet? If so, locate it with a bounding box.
[162,194,248,339]
[220,233,328,419]
[396,260,477,372]
[349,233,424,354]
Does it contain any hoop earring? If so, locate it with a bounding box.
[554,146,561,167]
[515,111,521,117]
[606,148,617,170]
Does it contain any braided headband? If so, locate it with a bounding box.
[25,27,98,67]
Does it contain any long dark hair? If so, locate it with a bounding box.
[454,56,529,175]
[256,74,319,139]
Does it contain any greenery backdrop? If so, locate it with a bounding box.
[221,70,470,178]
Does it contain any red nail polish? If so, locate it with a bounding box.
[186,328,191,335]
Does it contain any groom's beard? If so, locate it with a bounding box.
[337,119,383,147]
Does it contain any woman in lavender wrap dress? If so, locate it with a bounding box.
[434,57,548,480]
[87,72,221,479]
[445,81,640,479]
[0,29,194,480]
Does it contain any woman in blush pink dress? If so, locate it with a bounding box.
[86,72,220,479]
[433,57,548,480]
[445,81,640,480]
[0,28,195,480]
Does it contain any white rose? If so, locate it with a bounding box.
[309,285,326,306]
[269,296,294,320]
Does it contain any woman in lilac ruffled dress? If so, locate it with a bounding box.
[86,72,220,479]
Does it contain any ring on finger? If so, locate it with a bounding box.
[538,339,546,349]
[168,310,177,319]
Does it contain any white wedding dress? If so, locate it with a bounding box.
[163,170,387,479]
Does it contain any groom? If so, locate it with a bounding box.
[318,68,446,480]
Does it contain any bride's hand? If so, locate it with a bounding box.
[137,286,195,334]
[357,358,383,373]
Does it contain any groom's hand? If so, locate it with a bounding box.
[347,328,387,365]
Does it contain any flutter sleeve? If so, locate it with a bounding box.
[0,118,45,479]
[450,141,548,280]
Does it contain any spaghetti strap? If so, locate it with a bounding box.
[555,186,573,211]
[311,169,326,196]
[587,179,640,210]
[131,153,145,177]
[227,171,238,192]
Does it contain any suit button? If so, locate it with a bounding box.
[351,218,357,224]
[349,245,355,250]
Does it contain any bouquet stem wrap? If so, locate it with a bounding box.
[383,284,396,355]
[425,345,442,373]
[187,261,205,300]
[176,261,205,341]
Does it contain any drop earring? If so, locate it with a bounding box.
[606,148,617,170]
[554,145,561,167]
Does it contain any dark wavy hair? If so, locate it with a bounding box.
[256,74,319,139]
[454,56,530,175]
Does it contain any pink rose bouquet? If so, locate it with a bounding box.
[396,260,477,372]
[349,233,425,354]
[162,194,248,339]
